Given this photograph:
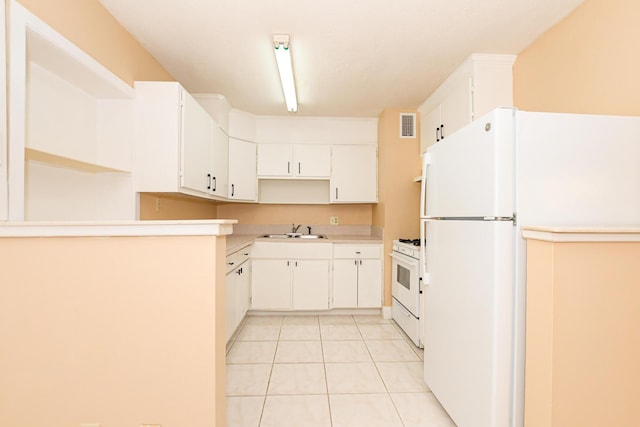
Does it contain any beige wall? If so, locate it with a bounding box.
[524,238,640,427]
[16,0,174,86]
[139,193,219,220]
[218,202,372,225]
[0,235,227,427]
[514,0,640,115]
[373,109,421,305]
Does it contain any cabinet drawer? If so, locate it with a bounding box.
[333,244,381,259]
[226,247,251,274]
[251,242,332,259]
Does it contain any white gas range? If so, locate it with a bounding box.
[390,239,422,347]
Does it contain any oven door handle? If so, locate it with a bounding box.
[389,251,420,267]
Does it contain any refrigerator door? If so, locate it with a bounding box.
[425,108,515,218]
[423,219,514,427]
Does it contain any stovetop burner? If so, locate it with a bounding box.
[398,238,421,246]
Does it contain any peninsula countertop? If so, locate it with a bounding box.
[0,220,237,237]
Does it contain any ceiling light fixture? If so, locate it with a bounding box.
[273,34,298,113]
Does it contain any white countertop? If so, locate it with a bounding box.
[0,220,237,237]
[522,226,640,242]
[226,233,384,255]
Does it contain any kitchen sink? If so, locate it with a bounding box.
[258,233,327,239]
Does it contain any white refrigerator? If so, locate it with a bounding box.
[419,107,640,427]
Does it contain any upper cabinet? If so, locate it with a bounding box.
[228,138,257,201]
[419,54,516,153]
[180,92,215,195]
[257,144,330,178]
[256,144,293,177]
[8,2,135,221]
[210,125,229,198]
[134,81,229,200]
[331,145,377,203]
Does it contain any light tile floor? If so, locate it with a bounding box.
[226,314,456,427]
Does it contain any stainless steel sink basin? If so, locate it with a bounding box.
[258,233,327,239]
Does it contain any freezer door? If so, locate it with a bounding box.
[426,108,515,218]
[423,219,514,427]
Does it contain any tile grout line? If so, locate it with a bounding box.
[256,316,283,426]
[318,316,334,427]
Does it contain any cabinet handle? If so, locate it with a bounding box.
[231,184,235,197]
[236,268,242,275]
[360,260,363,265]
[295,261,298,267]
[440,124,445,139]
[298,162,301,174]
[227,262,234,266]
[287,161,290,174]
[435,127,440,142]
[212,176,217,192]
[335,188,339,200]
[287,261,290,266]
[354,260,357,266]
[355,251,361,254]
[207,173,212,190]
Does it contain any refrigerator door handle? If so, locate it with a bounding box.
[420,153,432,218]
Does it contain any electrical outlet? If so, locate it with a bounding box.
[330,216,339,225]
[155,197,161,212]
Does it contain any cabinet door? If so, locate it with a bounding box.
[210,124,228,198]
[257,144,293,177]
[180,91,212,194]
[237,262,251,323]
[228,138,257,201]
[251,259,291,310]
[357,259,382,308]
[225,269,239,342]
[294,145,330,178]
[440,77,472,141]
[332,259,358,308]
[330,145,377,203]
[292,260,330,310]
[421,105,442,154]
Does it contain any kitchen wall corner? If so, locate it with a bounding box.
[373,108,422,306]
[513,0,640,116]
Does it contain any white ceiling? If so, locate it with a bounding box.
[98,0,584,117]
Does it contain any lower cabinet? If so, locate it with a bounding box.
[332,244,383,308]
[251,242,332,311]
[248,241,382,312]
[225,246,251,342]
[251,259,330,310]
[251,259,291,310]
[292,260,330,310]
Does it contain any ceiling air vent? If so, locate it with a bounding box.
[400,113,416,138]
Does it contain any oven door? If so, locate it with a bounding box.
[390,250,420,316]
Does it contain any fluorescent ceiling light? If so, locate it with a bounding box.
[273,34,298,113]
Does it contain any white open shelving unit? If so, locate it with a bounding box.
[8,1,136,221]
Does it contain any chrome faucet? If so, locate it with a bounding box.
[291,224,302,233]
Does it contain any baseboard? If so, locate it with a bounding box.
[382,305,392,319]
